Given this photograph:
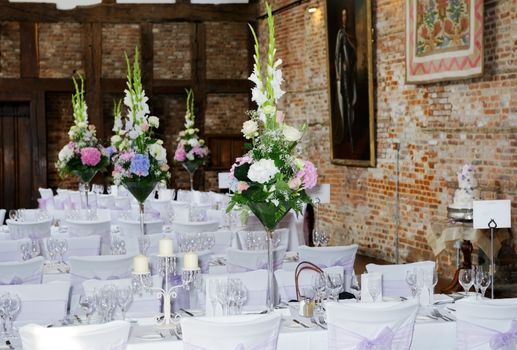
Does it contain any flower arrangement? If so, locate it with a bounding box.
[174,89,209,189]
[56,74,109,184]
[110,48,170,202]
[227,3,317,231]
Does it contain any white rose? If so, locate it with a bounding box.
[111,135,122,145]
[186,151,195,161]
[128,129,140,139]
[149,143,167,162]
[188,138,199,147]
[241,120,259,139]
[58,146,74,162]
[247,159,279,184]
[188,129,195,135]
[148,116,159,128]
[283,125,302,142]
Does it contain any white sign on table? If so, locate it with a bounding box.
[473,200,511,229]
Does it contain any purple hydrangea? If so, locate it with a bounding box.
[130,153,150,177]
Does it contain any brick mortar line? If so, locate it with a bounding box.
[421,127,517,134]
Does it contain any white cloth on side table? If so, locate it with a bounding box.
[181,313,281,350]
[20,320,131,350]
[0,256,44,285]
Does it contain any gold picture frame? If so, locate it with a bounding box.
[325,0,375,167]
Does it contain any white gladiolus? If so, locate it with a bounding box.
[241,120,259,139]
[58,146,74,162]
[111,135,122,145]
[251,87,268,106]
[247,159,279,184]
[128,129,140,139]
[188,138,199,147]
[283,125,302,142]
[148,116,159,128]
[149,143,167,162]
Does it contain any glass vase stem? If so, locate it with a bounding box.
[189,171,194,192]
[139,202,145,252]
[266,228,275,312]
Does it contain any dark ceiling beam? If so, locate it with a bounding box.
[0,2,257,23]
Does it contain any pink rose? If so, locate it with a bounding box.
[237,181,249,192]
[80,147,101,166]
[230,155,253,176]
[288,177,302,190]
[160,163,170,171]
[276,111,284,124]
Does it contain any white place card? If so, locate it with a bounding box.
[473,200,511,229]
[218,172,231,190]
[307,184,331,204]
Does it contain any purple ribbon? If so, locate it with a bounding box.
[0,273,41,285]
[457,319,517,350]
[329,321,413,350]
[356,327,394,350]
[317,256,355,271]
[38,198,53,210]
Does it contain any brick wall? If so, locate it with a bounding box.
[261,0,517,277]
[153,23,193,80]
[101,24,141,78]
[206,22,249,79]
[0,22,20,78]
[39,23,83,78]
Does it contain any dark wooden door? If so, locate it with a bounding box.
[0,97,46,215]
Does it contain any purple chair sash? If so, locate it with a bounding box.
[0,272,41,285]
[226,260,282,274]
[317,256,355,271]
[38,198,53,210]
[457,319,517,350]
[183,332,278,350]
[329,322,414,350]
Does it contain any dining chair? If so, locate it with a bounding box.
[366,261,435,298]
[326,300,419,350]
[209,230,234,254]
[0,256,44,285]
[118,218,164,237]
[172,220,219,234]
[236,228,289,251]
[0,238,32,262]
[0,281,70,326]
[6,218,52,241]
[298,244,358,273]
[65,216,112,255]
[456,297,517,350]
[181,313,281,350]
[20,320,130,350]
[226,246,287,273]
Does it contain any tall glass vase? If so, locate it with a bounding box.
[247,201,290,312]
[124,179,157,254]
[73,169,98,209]
[182,162,199,192]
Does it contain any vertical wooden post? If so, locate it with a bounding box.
[83,23,103,139]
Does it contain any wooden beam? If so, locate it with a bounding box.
[19,22,39,78]
[0,78,73,92]
[32,91,47,191]
[206,79,252,93]
[140,23,154,97]
[83,23,104,138]
[0,3,256,23]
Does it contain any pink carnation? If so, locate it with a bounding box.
[174,143,186,161]
[119,151,135,162]
[237,181,249,192]
[80,147,101,166]
[192,144,208,157]
[230,155,253,176]
[296,160,318,189]
[288,177,302,190]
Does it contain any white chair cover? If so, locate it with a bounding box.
[275,266,344,303]
[206,209,225,226]
[65,218,112,255]
[0,281,70,326]
[118,218,163,237]
[0,209,6,223]
[82,276,163,318]
[147,199,173,223]
[38,188,55,209]
[0,238,31,262]
[97,195,116,210]
[7,219,52,240]
[226,246,286,273]
[181,313,281,350]
[210,230,234,254]
[236,229,289,251]
[203,270,268,315]
[172,221,219,234]
[170,201,190,222]
[158,189,175,201]
[20,320,130,350]
[456,297,517,350]
[326,300,419,350]
[115,196,131,210]
[42,235,101,261]
[176,190,192,203]
[119,232,163,257]
[0,256,44,285]
[366,261,435,298]
[298,245,358,272]
[69,255,133,308]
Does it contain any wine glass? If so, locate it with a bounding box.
[423,268,438,305]
[116,287,133,320]
[46,238,57,267]
[367,276,382,303]
[207,279,220,315]
[79,295,95,324]
[326,273,343,301]
[57,239,68,264]
[30,240,41,258]
[458,268,475,296]
[312,273,327,311]
[405,270,419,298]
[475,267,492,299]
[5,294,21,337]
[8,210,18,221]
[216,279,230,316]
[349,274,361,300]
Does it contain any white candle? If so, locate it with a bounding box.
[159,237,174,256]
[133,255,149,274]
[183,252,199,270]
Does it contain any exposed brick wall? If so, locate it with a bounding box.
[0,22,20,78]
[101,24,140,78]
[39,23,83,78]
[153,23,193,80]
[206,22,249,79]
[205,93,249,134]
[261,0,517,280]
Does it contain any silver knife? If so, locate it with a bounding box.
[293,319,310,328]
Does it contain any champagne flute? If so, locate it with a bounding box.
[405,270,419,298]
[367,276,382,303]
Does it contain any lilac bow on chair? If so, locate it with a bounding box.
[489,320,517,350]
[356,327,394,350]
[318,256,355,271]
[38,198,52,210]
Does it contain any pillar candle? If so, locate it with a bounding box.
[133,255,149,274]
[159,237,174,256]
[183,252,199,270]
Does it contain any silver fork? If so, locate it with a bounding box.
[431,308,453,321]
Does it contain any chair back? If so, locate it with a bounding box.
[0,257,44,285]
[298,244,358,272]
[366,261,435,298]
[7,219,52,240]
[97,195,116,209]
[0,281,70,326]
[226,246,286,273]
[20,320,130,350]
[172,221,219,234]
[181,313,281,350]
[0,209,6,224]
[209,230,234,254]
[42,235,101,261]
[0,238,31,262]
[65,218,112,255]
[118,218,163,237]
[327,300,419,350]
[456,298,517,350]
[236,229,289,251]
[118,232,163,256]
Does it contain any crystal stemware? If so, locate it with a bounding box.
[367,276,381,303]
[79,295,95,324]
[475,267,492,299]
[458,268,475,297]
[326,273,343,302]
[116,287,133,320]
[405,270,419,298]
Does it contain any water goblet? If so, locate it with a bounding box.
[5,294,21,337]
[57,239,68,263]
[79,295,95,324]
[326,273,343,301]
[475,267,491,299]
[405,270,419,298]
[458,268,475,297]
[422,268,438,305]
[312,273,327,311]
[116,287,133,320]
[367,276,381,303]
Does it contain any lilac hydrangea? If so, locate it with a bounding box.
[130,153,150,177]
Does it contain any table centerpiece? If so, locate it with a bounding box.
[227,3,317,311]
[173,89,209,191]
[111,48,170,248]
[56,74,109,208]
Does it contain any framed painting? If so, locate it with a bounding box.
[325,0,375,167]
[405,0,484,84]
